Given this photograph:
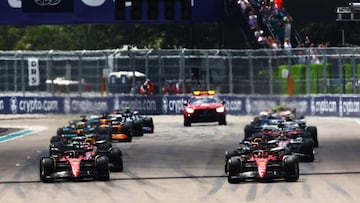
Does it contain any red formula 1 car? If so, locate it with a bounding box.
[226,147,299,183]
[40,148,110,182]
[183,90,226,126]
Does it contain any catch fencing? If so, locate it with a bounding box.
[1,47,360,96]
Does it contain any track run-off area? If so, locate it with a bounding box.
[0,115,359,203]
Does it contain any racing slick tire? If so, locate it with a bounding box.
[95,140,112,156]
[97,127,112,142]
[306,126,318,147]
[40,157,55,183]
[244,124,254,140]
[56,128,63,136]
[50,135,60,144]
[121,121,134,142]
[224,148,249,174]
[283,155,300,182]
[184,118,191,127]
[96,156,110,181]
[49,142,64,157]
[227,157,243,184]
[300,139,315,162]
[144,117,154,133]
[133,120,144,137]
[109,147,123,172]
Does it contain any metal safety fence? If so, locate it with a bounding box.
[0,47,360,96]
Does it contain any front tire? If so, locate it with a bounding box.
[96,156,110,181]
[40,157,55,183]
[109,147,123,172]
[219,116,227,125]
[283,155,299,182]
[184,118,191,127]
[227,157,243,184]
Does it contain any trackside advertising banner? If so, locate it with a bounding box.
[311,96,339,117]
[0,95,359,117]
[113,96,162,115]
[0,1,224,25]
[340,96,360,117]
[0,96,63,114]
[64,97,111,114]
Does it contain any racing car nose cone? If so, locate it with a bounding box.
[257,159,268,178]
[72,167,81,177]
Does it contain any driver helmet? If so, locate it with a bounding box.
[285,112,295,121]
[124,106,131,114]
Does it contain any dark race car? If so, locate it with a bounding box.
[244,109,318,148]
[244,121,315,162]
[116,109,144,137]
[183,90,226,126]
[132,111,154,133]
[89,113,133,142]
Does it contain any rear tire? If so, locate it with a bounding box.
[300,139,315,162]
[144,117,154,133]
[244,124,253,140]
[50,136,60,144]
[109,147,123,172]
[306,126,318,147]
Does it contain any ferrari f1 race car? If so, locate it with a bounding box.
[42,133,124,182]
[40,148,110,182]
[183,90,226,126]
[226,147,299,183]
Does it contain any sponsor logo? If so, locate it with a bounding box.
[8,0,109,8]
[314,99,337,114]
[247,100,277,115]
[342,100,360,116]
[81,0,106,7]
[283,100,309,115]
[64,97,71,114]
[164,98,185,114]
[8,98,59,114]
[10,97,17,114]
[70,99,108,113]
[0,100,4,111]
[119,99,157,112]
[224,99,242,111]
[162,97,168,114]
[34,0,61,6]
[19,99,59,113]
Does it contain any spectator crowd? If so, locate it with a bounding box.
[229,0,328,50]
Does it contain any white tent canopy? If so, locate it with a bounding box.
[108,71,146,78]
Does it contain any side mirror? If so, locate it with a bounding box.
[222,100,226,105]
[183,101,188,106]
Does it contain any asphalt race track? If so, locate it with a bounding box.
[0,115,359,203]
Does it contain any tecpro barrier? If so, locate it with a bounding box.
[0,95,359,117]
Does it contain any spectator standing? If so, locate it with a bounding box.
[304,35,311,48]
[283,37,291,49]
[283,13,292,42]
[248,10,258,30]
[139,79,154,96]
